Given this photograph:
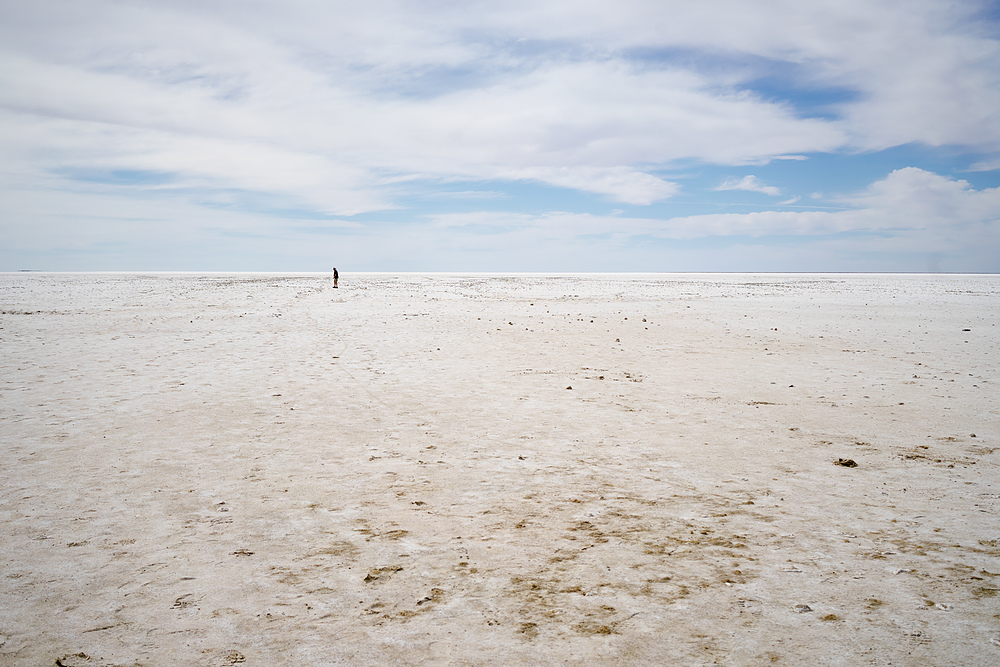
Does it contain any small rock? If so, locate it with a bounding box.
[793,604,813,613]
[566,386,572,390]
[835,458,857,467]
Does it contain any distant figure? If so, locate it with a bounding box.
[332,267,339,288]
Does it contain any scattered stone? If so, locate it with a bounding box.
[793,604,813,613]
[835,458,857,467]
[566,386,572,390]
[364,566,403,583]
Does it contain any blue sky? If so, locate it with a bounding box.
[1,0,999,272]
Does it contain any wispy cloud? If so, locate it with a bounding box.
[967,158,1000,172]
[504,166,680,205]
[715,175,781,196]
[424,190,510,200]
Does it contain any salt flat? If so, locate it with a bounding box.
[1,272,998,666]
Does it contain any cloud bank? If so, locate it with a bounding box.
[0,0,998,270]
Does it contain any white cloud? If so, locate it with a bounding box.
[424,168,1000,258]
[655,168,1000,241]
[0,0,998,273]
[7,0,995,217]
[715,175,781,196]
[0,48,842,208]
[967,158,1000,172]
[4,165,996,271]
[842,167,1000,228]
[504,166,679,205]
[480,0,1000,151]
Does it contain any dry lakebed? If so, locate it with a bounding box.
[1,272,998,665]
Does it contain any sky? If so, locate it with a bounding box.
[1,0,999,272]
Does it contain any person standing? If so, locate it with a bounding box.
[332,267,339,288]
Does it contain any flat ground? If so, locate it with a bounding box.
[1,273,998,666]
